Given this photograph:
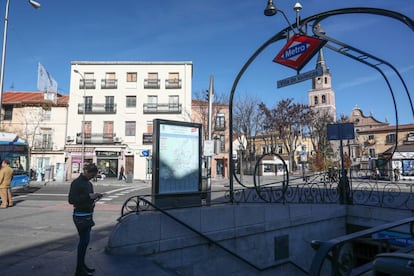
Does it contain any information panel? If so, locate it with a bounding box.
[152,119,202,196]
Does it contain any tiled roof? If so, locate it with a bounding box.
[2,91,69,105]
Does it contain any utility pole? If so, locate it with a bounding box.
[205,75,214,204]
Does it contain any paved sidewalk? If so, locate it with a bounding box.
[0,180,177,276]
[0,225,176,276]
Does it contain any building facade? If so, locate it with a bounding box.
[66,61,193,180]
[349,106,414,179]
[192,99,229,178]
[1,91,69,181]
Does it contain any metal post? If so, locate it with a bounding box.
[0,0,40,125]
[0,0,10,124]
[73,70,86,173]
[207,75,214,193]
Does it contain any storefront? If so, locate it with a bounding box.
[96,150,120,178]
[65,146,95,180]
[65,146,123,180]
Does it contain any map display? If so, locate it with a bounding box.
[158,122,200,194]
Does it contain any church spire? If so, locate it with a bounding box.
[316,49,329,75]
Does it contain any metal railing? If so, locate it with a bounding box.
[78,103,117,114]
[119,195,308,274]
[309,216,414,276]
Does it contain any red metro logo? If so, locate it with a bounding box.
[273,34,326,71]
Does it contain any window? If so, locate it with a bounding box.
[324,77,328,84]
[368,134,375,140]
[146,121,153,133]
[321,95,326,104]
[215,113,225,130]
[277,144,283,154]
[82,73,95,89]
[41,130,52,149]
[83,121,92,138]
[103,121,113,138]
[85,72,94,79]
[147,95,158,110]
[127,72,137,82]
[4,106,13,120]
[84,96,92,112]
[43,107,52,121]
[106,72,116,80]
[105,96,114,112]
[166,72,181,88]
[126,96,136,107]
[218,135,225,152]
[386,133,396,144]
[369,148,376,158]
[314,96,318,105]
[145,72,160,88]
[125,121,136,136]
[169,95,179,111]
[102,72,117,89]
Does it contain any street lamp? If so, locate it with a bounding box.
[73,69,86,173]
[0,0,41,124]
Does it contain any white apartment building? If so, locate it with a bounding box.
[66,61,193,180]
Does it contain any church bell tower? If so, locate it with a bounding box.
[308,49,336,121]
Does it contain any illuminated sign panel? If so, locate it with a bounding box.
[152,119,202,207]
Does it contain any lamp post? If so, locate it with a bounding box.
[0,0,41,124]
[73,69,86,173]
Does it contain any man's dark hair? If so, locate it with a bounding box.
[3,160,10,165]
[84,163,98,173]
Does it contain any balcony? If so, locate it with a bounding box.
[78,103,117,114]
[142,133,153,145]
[143,103,182,114]
[144,78,160,89]
[215,122,226,131]
[79,79,96,89]
[165,79,182,89]
[101,79,118,89]
[76,133,118,144]
[32,142,53,151]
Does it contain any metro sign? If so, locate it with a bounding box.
[273,34,326,71]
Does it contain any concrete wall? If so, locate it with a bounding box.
[107,203,346,275]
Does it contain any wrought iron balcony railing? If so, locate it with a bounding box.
[215,122,226,131]
[78,103,117,114]
[101,79,118,89]
[76,132,118,144]
[142,133,153,145]
[144,78,160,89]
[32,143,53,151]
[79,79,96,89]
[143,103,182,114]
[165,79,182,89]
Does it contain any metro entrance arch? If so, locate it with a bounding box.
[227,4,414,203]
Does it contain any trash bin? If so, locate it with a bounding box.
[126,173,133,183]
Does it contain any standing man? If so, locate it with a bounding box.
[68,163,103,276]
[0,160,14,208]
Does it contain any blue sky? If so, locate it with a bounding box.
[2,0,414,124]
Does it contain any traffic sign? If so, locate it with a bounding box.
[277,67,323,88]
[273,34,326,71]
[203,140,214,157]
